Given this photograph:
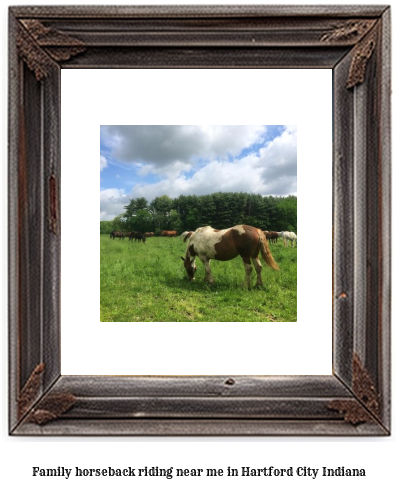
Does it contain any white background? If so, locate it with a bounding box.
[1,1,397,492]
[61,68,332,376]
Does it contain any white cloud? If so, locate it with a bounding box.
[100,155,107,171]
[100,188,129,221]
[128,126,297,201]
[101,125,265,173]
[137,160,192,179]
[256,125,297,194]
[130,157,295,203]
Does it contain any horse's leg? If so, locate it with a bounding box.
[242,257,253,288]
[252,257,263,287]
[199,255,215,284]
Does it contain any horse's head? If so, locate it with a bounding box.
[181,255,197,281]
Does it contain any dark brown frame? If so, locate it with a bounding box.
[9,5,391,436]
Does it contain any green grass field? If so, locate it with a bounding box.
[100,234,297,322]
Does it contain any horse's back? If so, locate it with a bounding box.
[188,224,261,260]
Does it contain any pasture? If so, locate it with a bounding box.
[100,234,297,322]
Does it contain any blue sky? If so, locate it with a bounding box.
[100,125,297,221]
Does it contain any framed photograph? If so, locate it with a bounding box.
[8,5,391,435]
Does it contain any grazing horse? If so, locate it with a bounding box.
[144,232,154,237]
[265,231,280,244]
[162,230,178,237]
[128,231,146,243]
[281,231,297,247]
[110,230,125,239]
[181,225,279,287]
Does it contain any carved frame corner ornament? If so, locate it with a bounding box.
[320,19,379,88]
[9,5,391,436]
[346,27,379,88]
[16,19,85,81]
[17,364,76,425]
[17,363,45,420]
[27,393,77,426]
[320,19,376,43]
[327,354,381,425]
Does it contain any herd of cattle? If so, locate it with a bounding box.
[110,228,296,247]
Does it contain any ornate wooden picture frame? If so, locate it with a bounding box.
[9,5,391,436]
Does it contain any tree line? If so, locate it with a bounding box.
[100,192,297,236]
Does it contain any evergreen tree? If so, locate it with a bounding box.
[150,195,174,230]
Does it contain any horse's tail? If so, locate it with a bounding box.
[258,230,279,271]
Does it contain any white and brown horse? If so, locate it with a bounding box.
[181,225,279,287]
